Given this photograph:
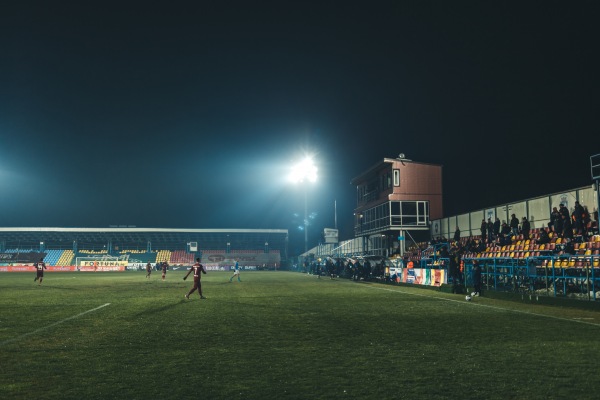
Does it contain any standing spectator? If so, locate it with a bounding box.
[500,222,512,245]
[521,217,531,240]
[353,259,361,281]
[454,226,461,243]
[326,257,336,279]
[553,207,563,236]
[33,257,47,285]
[480,219,487,243]
[363,258,371,280]
[549,207,560,232]
[510,214,520,237]
[449,248,462,294]
[572,201,585,235]
[493,217,501,240]
[487,218,494,243]
[582,206,592,236]
[559,203,570,222]
[472,261,482,297]
[184,257,207,299]
[562,213,573,240]
[336,258,344,277]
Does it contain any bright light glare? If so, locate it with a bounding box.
[289,157,318,183]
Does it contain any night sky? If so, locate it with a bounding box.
[1,2,598,254]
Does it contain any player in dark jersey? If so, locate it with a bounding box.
[145,262,152,279]
[161,261,169,281]
[183,258,207,299]
[33,258,47,285]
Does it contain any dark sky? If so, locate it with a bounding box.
[1,2,598,254]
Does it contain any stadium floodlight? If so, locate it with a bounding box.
[289,157,318,254]
[288,157,318,184]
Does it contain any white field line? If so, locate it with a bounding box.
[1,303,111,346]
[362,284,600,328]
[47,277,77,280]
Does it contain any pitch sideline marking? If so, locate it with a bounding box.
[0,303,111,346]
[362,284,600,328]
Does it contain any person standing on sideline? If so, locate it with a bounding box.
[33,258,47,285]
[229,259,241,282]
[472,261,482,297]
[161,261,169,281]
[184,258,207,299]
[145,262,152,279]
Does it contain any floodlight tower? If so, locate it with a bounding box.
[289,157,318,254]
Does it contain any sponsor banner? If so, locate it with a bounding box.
[205,265,230,271]
[203,265,258,271]
[0,266,78,272]
[80,260,127,267]
[0,252,47,264]
[397,268,446,287]
[50,266,78,272]
[0,266,36,272]
[202,252,280,266]
[78,266,126,272]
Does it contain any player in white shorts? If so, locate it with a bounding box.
[229,260,241,282]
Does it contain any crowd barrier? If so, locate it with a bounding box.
[418,254,600,300]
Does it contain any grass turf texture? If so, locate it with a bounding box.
[1,271,600,400]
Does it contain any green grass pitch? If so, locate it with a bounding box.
[1,270,600,400]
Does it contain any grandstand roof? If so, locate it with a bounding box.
[0,227,289,255]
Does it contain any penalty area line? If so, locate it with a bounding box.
[0,303,111,346]
[362,284,600,328]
